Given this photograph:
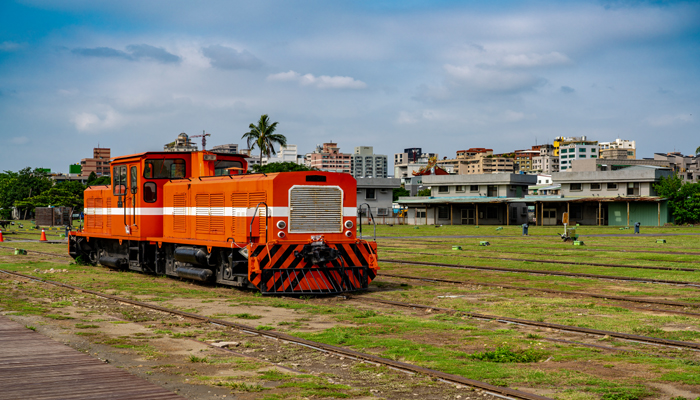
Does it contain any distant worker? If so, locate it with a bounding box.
[634,222,641,234]
[522,223,529,236]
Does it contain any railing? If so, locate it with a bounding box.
[358,203,376,240]
[249,202,269,243]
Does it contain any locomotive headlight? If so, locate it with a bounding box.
[345,230,352,238]
[278,231,286,238]
[277,220,286,230]
[344,220,353,229]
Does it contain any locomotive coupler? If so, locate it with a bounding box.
[294,241,340,266]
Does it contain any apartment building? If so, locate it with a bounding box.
[514,149,540,172]
[79,147,111,177]
[164,132,198,152]
[557,136,598,171]
[394,148,438,179]
[305,142,351,173]
[440,149,515,175]
[653,152,700,182]
[266,144,303,165]
[210,143,238,154]
[531,144,560,173]
[351,146,388,178]
[599,139,636,159]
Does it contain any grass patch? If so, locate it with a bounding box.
[468,346,548,363]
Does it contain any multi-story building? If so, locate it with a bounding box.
[305,142,351,173]
[266,144,302,165]
[79,147,111,177]
[599,139,636,159]
[532,144,559,174]
[557,136,599,171]
[514,148,540,172]
[653,152,700,182]
[164,133,198,152]
[438,149,514,175]
[394,148,438,179]
[210,143,238,154]
[351,146,388,178]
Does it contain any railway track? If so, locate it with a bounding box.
[349,295,700,352]
[382,238,700,257]
[382,258,700,287]
[0,268,553,400]
[380,247,700,272]
[0,245,72,259]
[377,272,700,315]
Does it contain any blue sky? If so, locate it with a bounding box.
[1,0,698,173]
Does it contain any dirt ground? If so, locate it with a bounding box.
[0,274,502,400]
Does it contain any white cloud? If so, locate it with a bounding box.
[500,52,572,68]
[645,114,694,127]
[444,64,542,93]
[267,70,367,89]
[0,41,22,52]
[71,108,123,132]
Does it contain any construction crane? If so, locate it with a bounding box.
[191,130,211,150]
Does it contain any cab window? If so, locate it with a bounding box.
[143,182,157,203]
[143,159,186,179]
[113,165,127,195]
[214,160,244,176]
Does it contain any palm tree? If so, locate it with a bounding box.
[242,115,287,165]
[696,145,700,156]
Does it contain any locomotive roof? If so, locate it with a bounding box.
[111,151,248,163]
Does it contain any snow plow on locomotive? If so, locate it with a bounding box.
[69,150,379,294]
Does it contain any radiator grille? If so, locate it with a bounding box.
[289,186,342,233]
[210,193,225,234]
[173,193,187,232]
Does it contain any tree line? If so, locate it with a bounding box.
[653,174,700,224]
[0,168,108,219]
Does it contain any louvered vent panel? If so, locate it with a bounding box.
[105,199,111,228]
[86,198,95,229]
[249,192,266,234]
[173,193,187,233]
[231,193,248,236]
[195,194,210,234]
[210,193,225,234]
[289,186,342,233]
[94,198,103,228]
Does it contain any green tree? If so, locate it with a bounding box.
[89,176,111,186]
[654,174,700,224]
[251,162,315,173]
[696,145,700,156]
[15,186,84,213]
[417,188,431,196]
[0,167,53,218]
[393,187,410,201]
[86,171,98,185]
[242,114,287,164]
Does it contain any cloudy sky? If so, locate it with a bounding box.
[1,0,698,173]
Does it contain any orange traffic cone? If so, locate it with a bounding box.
[40,229,47,242]
[0,230,4,242]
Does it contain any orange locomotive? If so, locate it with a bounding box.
[69,150,379,294]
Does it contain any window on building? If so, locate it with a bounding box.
[580,155,586,158]
[579,148,585,152]
[470,185,479,192]
[607,183,618,190]
[416,210,426,218]
[438,186,449,193]
[366,188,376,199]
[487,185,498,197]
[570,183,582,191]
[438,207,449,219]
[456,185,465,192]
[590,183,601,190]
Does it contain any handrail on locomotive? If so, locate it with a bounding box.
[358,202,376,241]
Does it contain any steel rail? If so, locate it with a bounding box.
[350,296,700,351]
[378,272,700,314]
[0,245,72,258]
[382,238,700,257]
[380,247,700,272]
[382,258,700,288]
[0,269,553,400]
